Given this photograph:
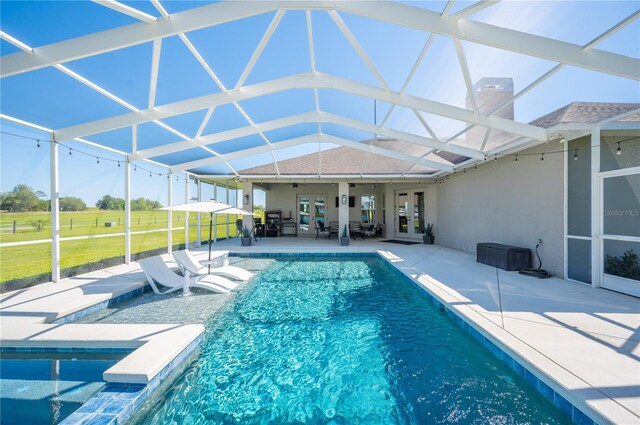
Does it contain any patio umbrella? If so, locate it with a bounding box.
[161,201,233,272]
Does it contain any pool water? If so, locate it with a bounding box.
[0,353,122,425]
[128,256,570,424]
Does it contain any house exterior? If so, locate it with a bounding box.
[203,102,639,296]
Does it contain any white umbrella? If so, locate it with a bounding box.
[217,207,260,216]
[161,201,234,272]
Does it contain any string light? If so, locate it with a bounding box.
[494,154,498,162]
[1,130,635,183]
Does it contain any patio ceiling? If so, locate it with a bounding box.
[1,1,639,178]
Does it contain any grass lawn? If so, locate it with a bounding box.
[0,209,241,284]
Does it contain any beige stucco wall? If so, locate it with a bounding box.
[435,144,565,277]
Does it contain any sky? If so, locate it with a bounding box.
[1,0,639,204]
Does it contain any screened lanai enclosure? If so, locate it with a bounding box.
[1,1,639,291]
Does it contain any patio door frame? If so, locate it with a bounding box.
[394,189,426,240]
[296,194,328,237]
[596,166,640,297]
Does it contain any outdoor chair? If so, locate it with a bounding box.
[139,256,238,296]
[349,222,364,240]
[173,250,254,281]
[315,220,331,240]
[329,221,339,239]
[363,224,382,239]
[235,219,243,238]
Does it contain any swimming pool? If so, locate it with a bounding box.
[0,352,124,424]
[118,256,570,424]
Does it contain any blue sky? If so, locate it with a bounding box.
[1,1,639,204]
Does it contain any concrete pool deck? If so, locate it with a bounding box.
[0,238,638,424]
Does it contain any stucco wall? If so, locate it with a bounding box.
[436,144,565,277]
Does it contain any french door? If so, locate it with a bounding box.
[395,190,425,239]
[598,167,640,297]
[297,195,327,236]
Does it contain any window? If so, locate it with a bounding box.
[361,195,376,224]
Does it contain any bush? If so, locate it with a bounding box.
[60,197,87,211]
[95,195,125,210]
[605,250,640,281]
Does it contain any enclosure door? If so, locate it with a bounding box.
[297,195,327,236]
[598,168,640,297]
[395,190,425,239]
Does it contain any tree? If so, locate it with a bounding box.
[60,197,87,211]
[0,184,47,212]
[131,198,163,211]
[95,195,125,210]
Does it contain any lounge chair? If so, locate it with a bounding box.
[173,250,254,282]
[139,256,238,296]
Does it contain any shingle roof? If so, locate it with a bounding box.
[240,139,438,175]
[529,102,639,128]
[237,102,639,175]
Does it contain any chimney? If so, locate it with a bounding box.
[466,77,514,146]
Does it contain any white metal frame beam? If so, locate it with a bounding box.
[235,10,285,90]
[328,10,389,91]
[56,72,548,142]
[131,110,483,160]
[2,1,637,80]
[171,133,455,172]
[148,39,162,109]
[91,0,158,23]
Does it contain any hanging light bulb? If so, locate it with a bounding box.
[541,153,544,161]
[68,148,72,156]
[117,161,121,167]
[474,164,478,170]
[36,139,40,149]
[150,172,153,178]
[96,157,100,164]
[494,154,498,162]
[134,165,137,172]
[616,142,622,155]
[574,150,578,161]
[514,154,518,163]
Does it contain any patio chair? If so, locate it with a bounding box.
[329,221,339,239]
[235,219,243,238]
[139,256,238,296]
[363,224,383,239]
[173,250,254,282]
[315,220,330,240]
[349,222,364,240]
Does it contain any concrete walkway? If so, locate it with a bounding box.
[1,237,638,424]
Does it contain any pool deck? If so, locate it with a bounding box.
[1,238,638,424]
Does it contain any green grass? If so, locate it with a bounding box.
[0,209,242,284]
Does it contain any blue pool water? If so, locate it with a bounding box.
[134,256,570,424]
[0,353,122,424]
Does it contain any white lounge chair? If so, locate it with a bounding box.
[173,250,254,282]
[139,256,238,296]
